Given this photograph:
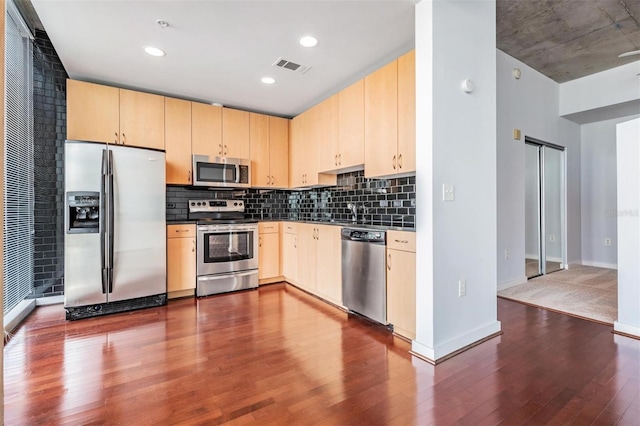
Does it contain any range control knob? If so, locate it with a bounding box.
[234,202,238,206]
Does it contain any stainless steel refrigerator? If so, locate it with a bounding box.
[64,140,167,320]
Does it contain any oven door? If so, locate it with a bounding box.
[197,223,258,276]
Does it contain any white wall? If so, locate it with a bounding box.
[580,115,639,268]
[615,118,640,338]
[414,0,500,362]
[560,61,640,120]
[497,51,582,289]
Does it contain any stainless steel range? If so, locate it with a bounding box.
[189,199,258,297]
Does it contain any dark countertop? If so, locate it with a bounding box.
[166,218,415,232]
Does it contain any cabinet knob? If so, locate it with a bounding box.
[392,155,397,170]
[188,170,192,183]
[267,175,271,185]
[114,132,119,144]
[218,144,222,155]
[335,154,338,166]
[398,154,403,169]
[259,236,262,247]
[338,154,341,165]
[192,240,195,252]
[387,253,392,270]
[122,133,126,145]
[224,145,228,156]
[271,176,274,186]
[395,239,408,244]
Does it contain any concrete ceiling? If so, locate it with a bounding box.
[25,0,640,117]
[497,0,640,83]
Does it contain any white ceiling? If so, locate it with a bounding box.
[31,0,416,117]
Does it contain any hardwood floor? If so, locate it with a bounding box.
[4,283,640,425]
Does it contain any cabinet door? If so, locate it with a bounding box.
[386,248,416,340]
[67,79,119,143]
[222,108,250,159]
[315,225,342,306]
[250,113,271,187]
[167,236,196,292]
[296,224,317,292]
[269,116,289,189]
[364,59,398,178]
[289,114,305,188]
[259,232,280,280]
[119,88,165,150]
[282,232,298,282]
[165,98,192,185]
[397,49,416,174]
[192,102,222,158]
[338,79,365,170]
[316,94,340,173]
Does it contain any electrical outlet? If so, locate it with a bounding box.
[504,250,510,260]
[167,202,176,209]
[604,238,612,246]
[379,200,388,208]
[458,280,466,297]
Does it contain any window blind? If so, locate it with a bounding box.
[3,0,34,314]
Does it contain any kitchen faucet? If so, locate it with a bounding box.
[347,202,357,223]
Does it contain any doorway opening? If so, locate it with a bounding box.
[525,137,566,279]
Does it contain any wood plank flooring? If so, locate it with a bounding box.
[4,283,640,425]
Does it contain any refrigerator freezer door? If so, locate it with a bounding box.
[108,145,166,302]
[64,141,107,307]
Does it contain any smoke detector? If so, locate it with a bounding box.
[272,57,311,74]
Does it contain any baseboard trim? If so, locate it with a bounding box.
[614,321,640,339]
[582,261,618,270]
[498,295,614,326]
[498,276,528,291]
[4,299,36,336]
[411,321,502,364]
[36,295,64,306]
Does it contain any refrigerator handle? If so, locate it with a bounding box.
[100,149,108,294]
[108,149,115,293]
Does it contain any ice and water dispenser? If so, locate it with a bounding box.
[66,192,100,234]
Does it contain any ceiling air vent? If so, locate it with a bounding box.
[273,57,311,74]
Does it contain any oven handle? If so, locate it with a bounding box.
[197,270,257,281]
[197,225,257,233]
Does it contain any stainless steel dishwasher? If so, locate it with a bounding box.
[341,227,387,325]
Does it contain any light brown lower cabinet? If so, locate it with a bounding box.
[281,222,298,283]
[386,230,416,340]
[258,222,280,283]
[167,224,196,298]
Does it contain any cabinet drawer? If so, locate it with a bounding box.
[386,230,416,252]
[167,224,196,238]
[282,222,298,235]
[259,222,279,234]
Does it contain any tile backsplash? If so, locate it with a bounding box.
[167,170,416,229]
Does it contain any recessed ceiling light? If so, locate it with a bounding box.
[261,77,276,85]
[144,46,165,57]
[299,36,318,48]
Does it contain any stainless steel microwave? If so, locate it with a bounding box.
[192,155,251,188]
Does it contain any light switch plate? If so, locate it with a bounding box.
[443,184,455,201]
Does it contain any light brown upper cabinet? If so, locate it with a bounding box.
[337,79,365,171]
[222,108,250,159]
[397,49,416,174]
[191,102,222,159]
[165,98,192,185]
[289,105,337,188]
[119,88,165,150]
[315,94,340,173]
[67,80,165,150]
[249,113,289,188]
[67,79,119,144]
[364,49,415,178]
